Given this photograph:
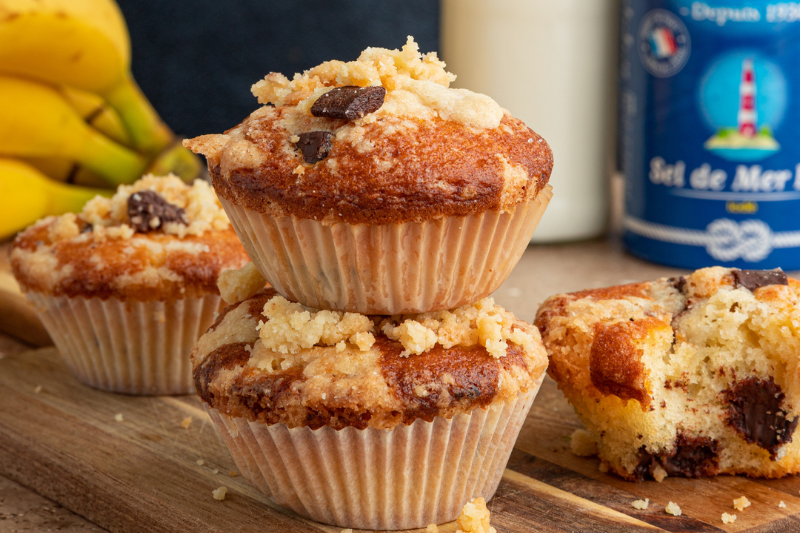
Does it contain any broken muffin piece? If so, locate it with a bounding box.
[535,266,800,481]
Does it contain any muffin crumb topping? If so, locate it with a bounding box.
[456,497,496,533]
[218,263,266,305]
[255,295,535,360]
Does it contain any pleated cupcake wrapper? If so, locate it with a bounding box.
[221,185,552,314]
[208,383,540,530]
[27,292,221,395]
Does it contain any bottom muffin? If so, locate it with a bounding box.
[192,285,548,530]
[536,267,800,481]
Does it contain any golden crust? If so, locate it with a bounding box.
[536,267,800,480]
[11,218,250,301]
[192,289,548,429]
[186,109,552,225]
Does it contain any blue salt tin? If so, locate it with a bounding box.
[619,0,800,269]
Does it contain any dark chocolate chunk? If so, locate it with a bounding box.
[310,86,386,120]
[733,269,788,291]
[633,434,719,481]
[127,190,188,233]
[724,376,799,460]
[669,276,687,294]
[294,131,333,163]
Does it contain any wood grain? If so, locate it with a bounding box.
[1,348,800,532]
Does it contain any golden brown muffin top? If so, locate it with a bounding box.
[192,288,548,429]
[11,175,250,301]
[183,37,553,225]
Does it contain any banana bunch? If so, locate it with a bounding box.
[0,0,202,239]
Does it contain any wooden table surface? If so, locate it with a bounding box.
[3,235,800,532]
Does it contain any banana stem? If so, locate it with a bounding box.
[104,76,173,155]
[78,130,149,186]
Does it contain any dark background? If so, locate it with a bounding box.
[117,0,439,138]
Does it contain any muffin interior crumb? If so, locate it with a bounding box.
[722,512,737,524]
[570,429,598,457]
[733,496,751,511]
[665,502,682,516]
[632,498,649,510]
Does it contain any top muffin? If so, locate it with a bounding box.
[11,175,249,301]
[184,37,553,225]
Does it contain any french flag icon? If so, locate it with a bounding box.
[649,27,678,58]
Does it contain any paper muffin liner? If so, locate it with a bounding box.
[220,185,552,314]
[27,292,221,395]
[207,383,540,530]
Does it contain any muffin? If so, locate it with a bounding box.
[184,37,553,315]
[192,270,548,529]
[11,174,250,395]
[535,267,800,481]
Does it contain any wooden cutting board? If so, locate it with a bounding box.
[0,242,51,346]
[2,348,800,532]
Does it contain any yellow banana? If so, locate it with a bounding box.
[20,157,107,187]
[0,158,108,239]
[59,86,132,147]
[0,0,172,153]
[0,76,148,185]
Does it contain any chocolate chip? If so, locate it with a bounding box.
[310,86,386,120]
[724,377,798,460]
[633,434,719,481]
[127,190,187,233]
[733,269,788,291]
[669,276,687,294]
[294,131,333,163]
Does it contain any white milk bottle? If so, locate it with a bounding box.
[441,0,617,242]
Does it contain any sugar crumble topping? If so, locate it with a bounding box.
[251,36,503,130]
[218,262,266,305]
[254,294,535,363]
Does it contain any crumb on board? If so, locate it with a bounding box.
[229,470,238,477]
[211,469,219,475]
[665,502,681,516]
[180,416,193,429]
[733,496,751,511]
[570,429,598,457]
[652,465,668,482]
[632,498,649,510]
[33,385,42,394]
[114,413,124,422]
[212,486,228,501]
[426,525,439,533]
[196,459,205,466]
[722,512,737,524]
[780,501,787,508]
[455,497,496,533]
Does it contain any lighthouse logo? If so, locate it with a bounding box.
[700,52,786,162]
[639,9,691,77]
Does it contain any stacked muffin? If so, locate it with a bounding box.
[186,38,553,530]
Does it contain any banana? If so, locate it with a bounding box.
[0,158,107,240]
[20,157,107,187]
[0,0,172,153]
[59,86,132,147]
[0,76,148,185]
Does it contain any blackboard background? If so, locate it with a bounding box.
[117,0,439,138]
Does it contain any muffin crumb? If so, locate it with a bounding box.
[632,498,649,510]
[180,416,193,429]
[570,429,598,457]
[665,502,681,516]
[426,525,439,533]
[721,512,737,524]
[218,263,266,305]
[114,413,123,422]
[456,497,496,533]
[652,465,668,483]
[33,385,42,394]
[229,471,238,477]
[212,486,227,501]
[779,501,787,508]
[196,459,205,466]
[733,496,751,511]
